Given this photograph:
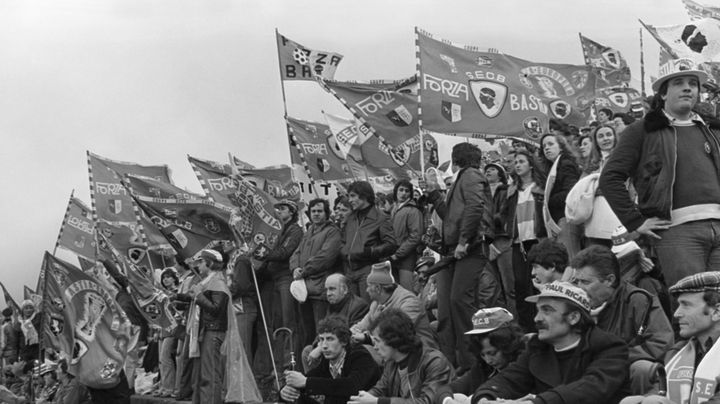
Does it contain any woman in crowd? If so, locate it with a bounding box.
[506,148,546,330]
[540,133,582,258]
[156,268,180,397]
[583,125,621,247]
[578,133,600,175]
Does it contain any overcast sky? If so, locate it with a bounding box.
[0,0,692,301]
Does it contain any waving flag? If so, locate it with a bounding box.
[40,252,136,389]
[95,226,177,332]
[416,28,595,140]
[131,194,235,261]
[55,196,97,260]
[276,31,343,81]
[594,87,643,115]
[87,151,171,249]
[579,33,631,88]
[0,282,19,314]
[286,116,365,182]
[641,18,720,63]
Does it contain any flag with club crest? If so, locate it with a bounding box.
[276,30,343,81]
[55,196,97,260]
[40,252,136,389]
[78,256,120,297]
[188,156,286,255]
[193,155,302,206]
[187,158,286,255]
[323,111,434,173]
[320,77,439,166]
[682,0,720,21]
[87,151,172,249]
[594,87,643,116]
[579,33,631,88]
[641,18,720,64]
[0,281,19,314]
[95,222,177,332]
[416,28,596,140]
[286,116,366,182]
[130,194,235,262]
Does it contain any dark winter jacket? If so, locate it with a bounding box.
[546,154,581,223]
[368,345,454,404]
[595,282,673,363]
[391,200,424,259]
[263,221,303,280]
[600,108,720,231]
[290,220,341,284]
[490,183,510,238]
[176,290,228,332]
[472,326,630,404]
[428,167,494,250]
[325,293,369,326]
[299,344,381,404]
[341,205,397,271]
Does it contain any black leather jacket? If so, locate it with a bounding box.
[177,290,229,332]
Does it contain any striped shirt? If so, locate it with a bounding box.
[515,183,537,242]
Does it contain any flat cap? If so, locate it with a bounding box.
[669,271,720,295]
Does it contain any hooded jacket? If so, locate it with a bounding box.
[600,109,720,232]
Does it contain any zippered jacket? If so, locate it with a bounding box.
[600,109,720,232]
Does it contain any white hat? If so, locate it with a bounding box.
[526,281,591,313]
[290,279,308,303]
[652,58,708,93]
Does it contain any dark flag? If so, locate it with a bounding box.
[40,252,136,389]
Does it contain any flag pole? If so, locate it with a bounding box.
[277,29,320,198]
[53,189,75,256]
[639,28,646,98]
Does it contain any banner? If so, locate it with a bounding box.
[87,151,171,248]
[323,111,436,172]
[190,156,301,207]
[642,18,720,64]
[579,33,631,88]
[286,116,364,182]
[95,226,177,332]
[124,174,202,201]
[56,196,97,260]
[40,252,135,389]
[416,28,596,140]
[594,87,643,116]
[276,31,343,81]
[0,282,19,314]
[131,195,235,261]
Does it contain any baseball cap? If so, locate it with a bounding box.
[465,307,514,335]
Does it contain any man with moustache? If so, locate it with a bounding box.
[472,281,630,404]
